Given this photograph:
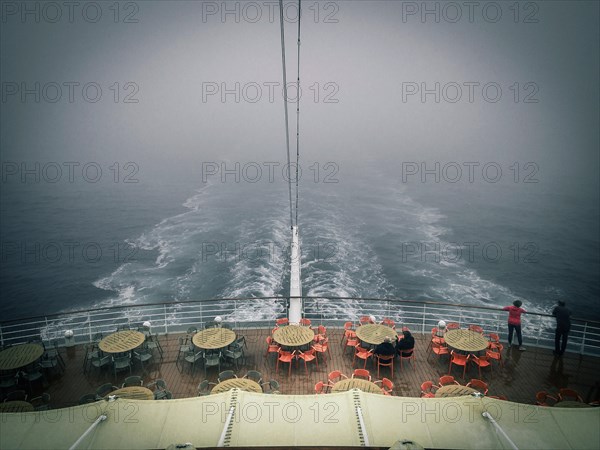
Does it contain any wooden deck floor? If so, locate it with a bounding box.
[24,327,600,409]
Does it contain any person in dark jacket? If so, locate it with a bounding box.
[374,336,396,356]
[396,330,415,357]
[552,300,572,356]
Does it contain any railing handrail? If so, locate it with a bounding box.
[2,295,598,326]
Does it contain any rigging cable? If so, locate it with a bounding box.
[279,0,294,229]
[294,0,302,228]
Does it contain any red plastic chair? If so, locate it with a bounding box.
[275,317,289,327]
[327,370,348,392]
[420,381,438,398]
[381,318,396,329]
[471,354,492,378]
[359,316,375,325]
[314,325,327,342]
[314,381,331,394]
[448,350,470,379]
[468,325,484,334]
[558,388,583,403]
[535,391,557,406]
[299,318,312,327]
[486,347,504,369]
[313,337,331,363]
[344,333,359,355]
[341,322,355,347]
[446,322,460,330]
[376,354,394,378]
[353,346,374,369]
[399,347,416,370]
[375,377,394,396]
[264,336,280,363]
[352,368,371,381]
[438,375,460,387]
[297,348,318,375]
[466,379,489,395]
[276,349,296,376]
[428,342,450,362]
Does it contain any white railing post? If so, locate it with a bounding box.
[422,304,427,334]
[580,322,587,355]
[163,304,168,335]
[88,312,93,342]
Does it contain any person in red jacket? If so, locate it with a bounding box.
[503,300,526,351]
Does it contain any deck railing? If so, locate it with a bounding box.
[1,296,599,357]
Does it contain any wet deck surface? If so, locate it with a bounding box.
[7,327,600,408]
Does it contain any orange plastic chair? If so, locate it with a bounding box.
[486,347,504,369]
[299,318,312,327]
[375,377,394,396]
[399,347,416,370]
[381,318,396,329]
[297,348,318,375]
[558,388,583,402]
[359,316,375,325]
[314,325,327,342]
[275,317,289,327]
[341,322,355,347]
[448,351,470,378]
[352,368,371,381]
[376,354,394,378]
[276,349,296,376]
[466,379,489,395]
[344,333,359,355]
[446,322,460,330]
[313,337,330,363]
[264,336,280,363]
[468,325,484,334]
[420,381,438,398]
[327,370,348,392]
[314,381,331,394]
[471,354,492,378]
[428,342,450,362]
[438,375,460,387]
[353,345,374,369]
[535,391,557,406]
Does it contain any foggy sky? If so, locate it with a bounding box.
[1,1,599,194]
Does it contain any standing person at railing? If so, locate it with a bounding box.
[503,300,526,351]
[552,300,572,356]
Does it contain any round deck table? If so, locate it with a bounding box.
[355,324,398,346]
[0,401,34,413]
[192,328,236,350]
[107,386,154,400]
[99,330,146,354]
[443,329,489,353]
[331,378,383,394]
[211,378,263,394]
[554,401,592,408]
[435,385,477,398]
[0,344,44,371]
[272,325,314,347]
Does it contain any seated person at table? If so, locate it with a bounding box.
[396,330,415,356]
[374,336,396,356]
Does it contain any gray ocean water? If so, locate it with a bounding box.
[1,163,598,322]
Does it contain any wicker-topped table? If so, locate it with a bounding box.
[355,324,398,346]
[435,385,478,398]
[0,401,34,413]
[211,378,263,394]
[444,329,489,353]
[107,386,154,400]
[331,378,383,394]
[0,344,44,371]
[99,330,146,354]
[272,325,315,347]
[192,328,236,350]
